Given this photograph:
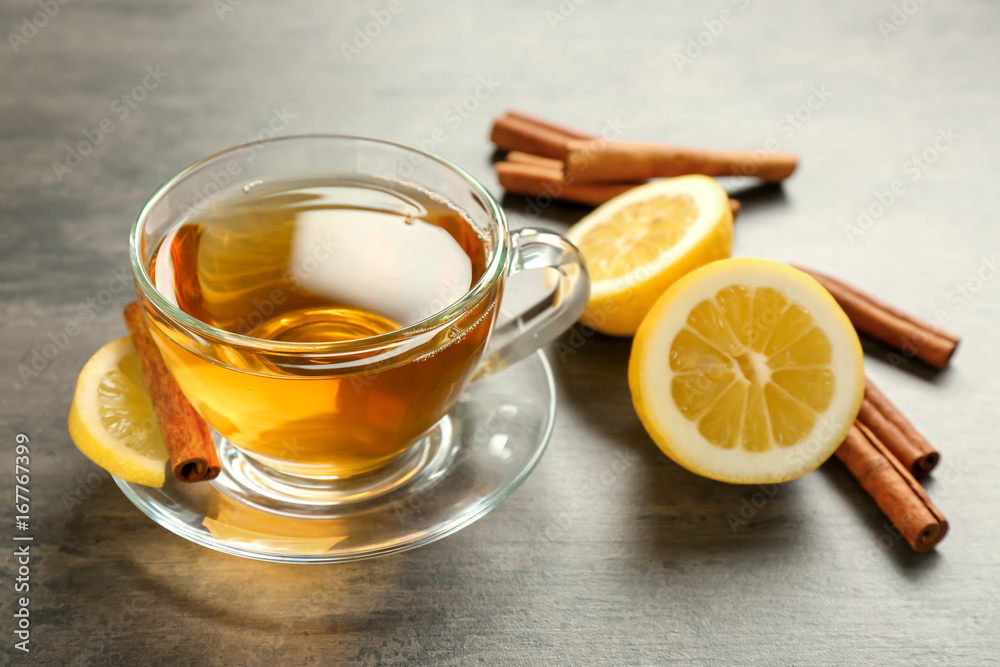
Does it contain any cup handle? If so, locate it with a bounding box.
[474,228,590,380]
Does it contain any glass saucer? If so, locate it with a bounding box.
[113,351,555,563]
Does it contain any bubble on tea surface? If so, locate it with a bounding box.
[242,180,264,194]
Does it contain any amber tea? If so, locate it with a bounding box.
[146,179,497,477]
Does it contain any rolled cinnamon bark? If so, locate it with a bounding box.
[123,301,220,483]
[793,265,960,370]
[505,150,566,172]
[835,423,948,552]
[859,378,940,476]
[562,139,799,183]
[496,161,637,207]
[490,114,571,159]
[497,156,742,216]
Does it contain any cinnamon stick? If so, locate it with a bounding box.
[859,377,940,476]
[123,301,220,483]
[490,110,594,159]
[498,155,741,216]
[505,150,566,172]
[491,110,796,185]
[793,265,960,370]
[493,112,743,214]
[835,423,948,552]
[490,114,573,159]
[496,160,637,207]
[562,139,799,183]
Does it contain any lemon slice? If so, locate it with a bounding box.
[628,258,864,484]
[68,337,168,487]
[566,175,733,336]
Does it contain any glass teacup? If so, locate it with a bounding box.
[130,135,589,506]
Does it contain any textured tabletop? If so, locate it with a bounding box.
[2,1,999,665]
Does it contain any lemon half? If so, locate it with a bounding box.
[629,258,864,484]
[566,175,733,336]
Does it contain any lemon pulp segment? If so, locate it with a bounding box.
[566,175,733,336]
[574,194,698,281]
[669,284,836,452]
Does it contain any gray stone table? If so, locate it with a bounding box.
[2,1,998,664]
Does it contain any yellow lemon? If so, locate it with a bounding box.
[629,258,864,484]
[68,337,168,487]
[566,175,732,336]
